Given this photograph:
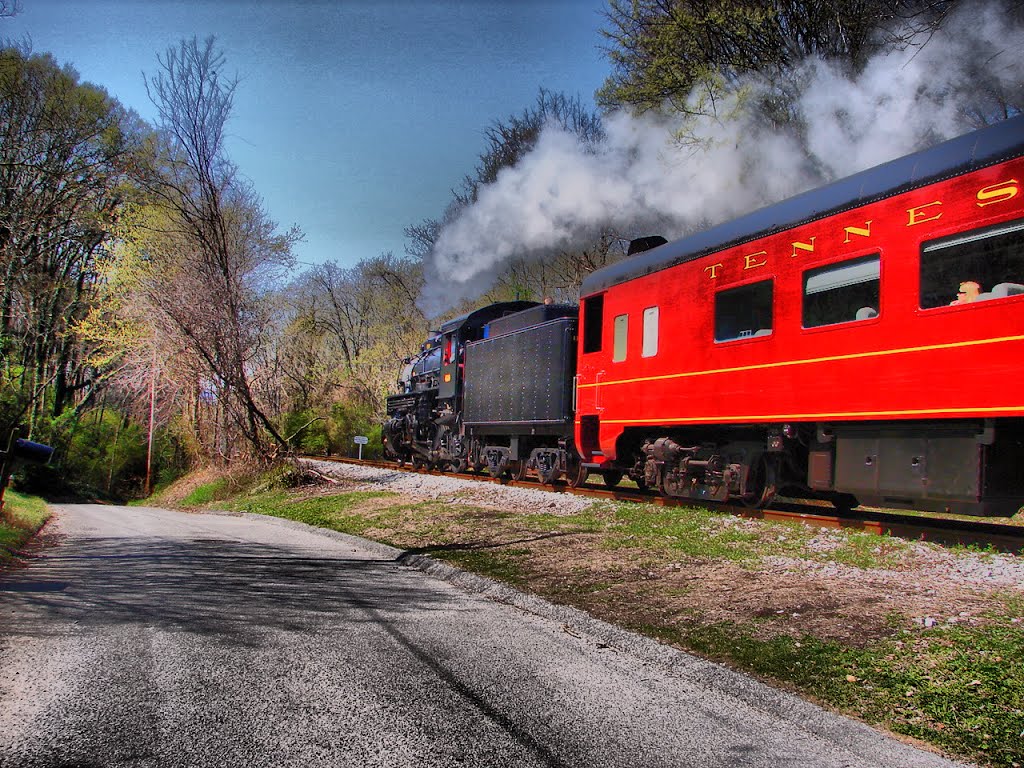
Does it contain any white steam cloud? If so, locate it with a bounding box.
[423,3,1024,312]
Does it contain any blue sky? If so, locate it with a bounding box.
[3,0,610,271]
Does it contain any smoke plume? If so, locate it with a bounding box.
[422,3,1024,312]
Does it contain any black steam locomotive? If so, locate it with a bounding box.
[382,301,592,485]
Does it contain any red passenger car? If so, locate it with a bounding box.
[575,116,1024,515]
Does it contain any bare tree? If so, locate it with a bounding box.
[136,37,298,460]
[282,253,426,418]
[485,233,624,305]
[457,88,604,206]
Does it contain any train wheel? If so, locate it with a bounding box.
[411,456,425,471]
[510,460,528,481]
[602,470,623,488]
[742,455,777,508]
[449,458,469,473]
[566,456,588,488]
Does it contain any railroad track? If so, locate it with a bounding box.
[304,455,1024,554]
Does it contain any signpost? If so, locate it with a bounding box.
[353,435,369,460]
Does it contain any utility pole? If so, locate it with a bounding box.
[145,348,157,496]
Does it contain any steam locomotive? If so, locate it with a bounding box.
[384,115,1024,516]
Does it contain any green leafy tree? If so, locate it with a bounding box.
[596,0,958,116]
[0,44,139,441]
[327,399,382,459]
[279,408,330,455]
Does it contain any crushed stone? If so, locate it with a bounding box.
[304,459,595,516]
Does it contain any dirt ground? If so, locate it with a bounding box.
[524,539,1011,645]
[293,465,1024,647]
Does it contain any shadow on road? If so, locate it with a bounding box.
[0,536,450,642]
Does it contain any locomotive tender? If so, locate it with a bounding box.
[385,115,1024,516]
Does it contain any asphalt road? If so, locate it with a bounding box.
[0,504,966,768]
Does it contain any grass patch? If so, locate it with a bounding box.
[599,502,764,561]
[520,508,604,531]
[226,489,399,540]
[432,547,532,588]
[0,490,51,563]
[824,532,911,569]
[181,477,233,506]
[523,502,912,569]
[755,521,914,570]
[656,619,1024,767]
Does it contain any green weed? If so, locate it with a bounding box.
[774,526,911,570]
[228,490,397,539]
[0,490,51,562]
[182,478,232,506]
[433,547,531,588]
[600,502,762,561]
[638,620,1024,767]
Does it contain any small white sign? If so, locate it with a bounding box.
[353,435,369,445]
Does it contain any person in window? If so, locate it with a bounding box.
[950,280,982,305]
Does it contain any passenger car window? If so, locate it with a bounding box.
[582,294,604,353]
[613,314,628,362]
[803,255,880,328]
[920,218,1024,309]
[642,306,659,357]
[715,280,773,342]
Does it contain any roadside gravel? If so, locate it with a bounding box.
[304,459,595,515]
[305,459,1024,596]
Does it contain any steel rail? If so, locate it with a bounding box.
[303,455,1024,554]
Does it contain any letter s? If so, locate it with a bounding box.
[977,179,1019,207]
